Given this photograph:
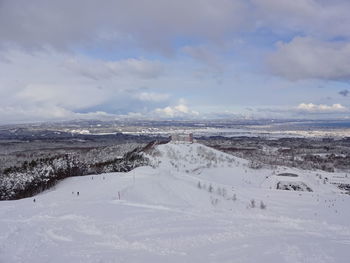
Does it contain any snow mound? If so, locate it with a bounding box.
[148,142,246,172]
[0,142,350,263]
[146,142,341,195]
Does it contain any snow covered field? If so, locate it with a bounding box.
[1,143,349,263]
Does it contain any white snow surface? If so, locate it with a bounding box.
[1,142,350,263]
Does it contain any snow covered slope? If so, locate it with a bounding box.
[0,142,349,263]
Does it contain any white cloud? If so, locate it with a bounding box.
[0,103,117,124]
[155,100,199,118]
[0,48,169,122]
[268,37,350,81]
[135,92,170,102]
[296,103,348,113]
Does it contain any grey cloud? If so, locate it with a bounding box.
[0,0,250,52]
[1,0,350,55]
[63,57,164,80]
[268,37,350,81]
[2,0,350,123]
[252,0,350,38]
[339,89,349,97]
[182,45,224,73]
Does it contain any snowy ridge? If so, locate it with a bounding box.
[149,142,342,194]
[0,142,350,262]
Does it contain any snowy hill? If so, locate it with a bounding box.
[0,142,349,263]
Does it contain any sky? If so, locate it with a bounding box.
[1,0,350,123]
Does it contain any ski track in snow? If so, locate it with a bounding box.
[1,142,350,263]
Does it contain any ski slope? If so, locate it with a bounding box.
[0,142,349,263]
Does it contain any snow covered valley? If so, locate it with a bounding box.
[1,142,349,263]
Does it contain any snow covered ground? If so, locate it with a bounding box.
[1,142,349,263]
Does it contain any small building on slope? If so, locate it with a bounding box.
[171,133,194,143]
